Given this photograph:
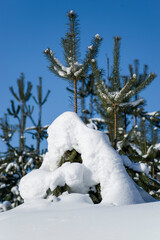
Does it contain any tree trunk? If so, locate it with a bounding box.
[74,77,78,113]
[37,104,42,156]
[152,162,155,179]
[124,113,127,135]
[113,104,117,150]
[20,101,25,153]
[19,101,25,176]
[90,94,93,118]
[37,130,40,155]
[134,114,137,126]
[142,121,147,154]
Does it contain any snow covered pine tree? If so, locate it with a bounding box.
[44,10,102,113]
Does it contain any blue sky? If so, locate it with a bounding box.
[0,0,160,150]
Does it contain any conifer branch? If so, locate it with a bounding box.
[42,90,51,105]
[9,87,20,101]
[96,81,113,105]
[115,75,137,102]
[134,72,156,94]
[25,82,32,101]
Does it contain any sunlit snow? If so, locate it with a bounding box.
[0,111,159,240]
[20,112,153,205]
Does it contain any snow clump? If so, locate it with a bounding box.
[95,34,101,40]
[20,112,154,206]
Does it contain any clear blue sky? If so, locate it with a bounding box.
[0,0,160,150]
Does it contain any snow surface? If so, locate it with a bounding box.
[20,112,154,205]
[1,111,159,240]
[0,194,160,240]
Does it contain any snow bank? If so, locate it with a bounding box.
[20,112,153,205]
[0,196,160,240]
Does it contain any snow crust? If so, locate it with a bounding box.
[19,112,154,206]
[0,196,160,240]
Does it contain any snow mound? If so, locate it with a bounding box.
[20,112,154,205]
[0,196,160,240]
[19,169,51,200]
[19,163,96,200]
[49,162,95,194]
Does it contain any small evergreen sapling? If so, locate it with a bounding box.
[44,10,102,113]
[93,37,156,150]
[26,77,50,168]
[9,73,32,155]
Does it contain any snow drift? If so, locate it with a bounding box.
[19,111,154,205]
[1,195,160,240]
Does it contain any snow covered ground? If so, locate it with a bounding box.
[1,111,159,239]
[0,193,160,240]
